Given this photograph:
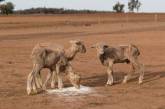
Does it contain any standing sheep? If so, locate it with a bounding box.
[91,43,144,86]
[43,40,86,89]
[27,42,81,95]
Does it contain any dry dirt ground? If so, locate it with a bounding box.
[0,13,165,109]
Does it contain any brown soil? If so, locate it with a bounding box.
[0,13,165,109]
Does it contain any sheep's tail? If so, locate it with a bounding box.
[31,43,40,58]
[31,44,46,65]
[129,44,140,57]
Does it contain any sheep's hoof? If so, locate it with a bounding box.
[58,85,63,90]
[74,85,80,89]
[122,80,127,84]
[138,81,143,84]
[29,89,45,95]
[105,83,113,87]
[27,90,38,95]
[58,87,63,90]
[27,87,32,95]
[27,90,32,95]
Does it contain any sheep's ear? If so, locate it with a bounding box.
[91,44,96,48]
[70,40,81,44]
[103,45,109,49]
[69,40,76,44]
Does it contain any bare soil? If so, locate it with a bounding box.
[0,13,165,109]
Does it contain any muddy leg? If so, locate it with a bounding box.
[130,58,144,84]
[51,71,57,88]
[57,74,63,89]
[27,71,33,95]
[123,63,135,84]
[27,64,42,95]
[56,65,63,89]
[43,71,52,90]
[27,71,38,95]
[36,71,42,89]
[138,64,144,84]
[106,61,114,86]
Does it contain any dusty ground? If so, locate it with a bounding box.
[0,13,165,109]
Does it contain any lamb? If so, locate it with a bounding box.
[91,43,144,86]
[43,40,86,90]
[27,42,81,95]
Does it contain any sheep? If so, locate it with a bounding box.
[27,43,81,95]
[64,40,86,61]
[91,43,144,86]
[43,40,86,89]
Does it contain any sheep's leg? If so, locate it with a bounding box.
[57,74,63,89]
[66,62,73,73]
[33,64,43,89]
[27,64,39,95]
[66,63,75,86]
[137,63,144,84]
[106,61,114,86]
[32,77,37,94]
[27,68,38,95]
[66,63,80,88]
[27,64,42,95]
[131,58,144,84]
[56,65,63,89]
[123,63,135,84]
[43,71,52,90]
[123,75,131,84]
[32,66,42,93]
[36,71,42,89]
[51,71,57,88]
[27,71,34,95]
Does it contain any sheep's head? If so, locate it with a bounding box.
[68,72,81,89]
[91,43,109,55]
[70,40,86,53]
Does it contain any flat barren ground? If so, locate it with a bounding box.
[1,13,165,109]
